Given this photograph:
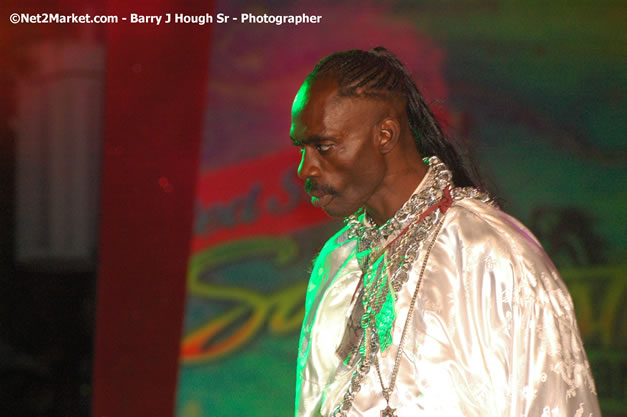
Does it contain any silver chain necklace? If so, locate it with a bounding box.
[330,216,445,417]
[372,216,446,417]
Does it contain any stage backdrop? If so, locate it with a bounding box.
[175,1,625,416]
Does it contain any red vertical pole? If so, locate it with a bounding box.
[92,2,213,416]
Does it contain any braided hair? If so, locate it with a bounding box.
[307,46,481,189]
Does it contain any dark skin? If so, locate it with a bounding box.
[290,76,428,225]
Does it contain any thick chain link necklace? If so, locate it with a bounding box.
[330,156,494,417]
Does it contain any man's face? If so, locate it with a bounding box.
[290,77,386,218]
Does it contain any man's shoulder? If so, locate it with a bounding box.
[446,198,577,307]
[444,197,544,259]
[445,198,573,308]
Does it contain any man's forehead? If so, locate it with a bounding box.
[291,79,313,118]
[292,77,340,117]
[290,78,341,137]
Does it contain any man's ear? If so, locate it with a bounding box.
[378,118,401,154]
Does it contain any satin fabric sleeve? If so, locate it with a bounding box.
[434,200,600,417]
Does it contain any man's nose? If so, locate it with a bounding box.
[297,148,319,180]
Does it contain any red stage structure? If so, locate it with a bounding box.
[92,1,213,416]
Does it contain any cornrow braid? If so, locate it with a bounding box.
[308,47,481,189]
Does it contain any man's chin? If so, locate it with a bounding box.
[321,206,339,218]
[314,196,339,217]
[320,201,355,219]
[311,195,359,218]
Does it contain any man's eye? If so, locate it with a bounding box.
[315,143,332,153]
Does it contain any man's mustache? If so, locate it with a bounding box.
[305,179,337,196]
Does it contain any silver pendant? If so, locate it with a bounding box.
[380,405,397,417]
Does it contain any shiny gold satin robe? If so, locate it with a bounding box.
[295,193,600,416]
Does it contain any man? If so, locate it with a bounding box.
[291,47,600,417]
